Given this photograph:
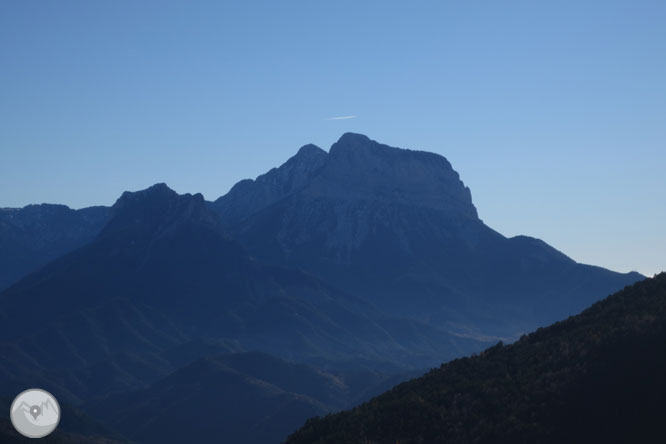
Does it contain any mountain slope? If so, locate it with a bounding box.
[285,273,666,444]
[85,351,433,444]
[214,133,643,337]
[87,352,348,444]
[0,204,109,291]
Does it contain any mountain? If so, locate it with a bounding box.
[285,273,666,444]
[0,134,649,443]
[0,183,481,404]
[0,204,109,291]
[213,133,643,338]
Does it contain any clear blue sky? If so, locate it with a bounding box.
[1,1,664,276]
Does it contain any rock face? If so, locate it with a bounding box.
[0,204,109,291]
[213,133,643,338]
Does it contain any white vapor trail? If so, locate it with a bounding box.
[324,115,358,120]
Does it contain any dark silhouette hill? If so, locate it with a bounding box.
[285,273,666,444]
[214,133,643,338]
[0,204,109,291]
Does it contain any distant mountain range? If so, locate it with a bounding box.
[286,273,666,444]
[0,204,109,291]
[0,133,647,443]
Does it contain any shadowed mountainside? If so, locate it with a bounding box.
[87,352,362,444]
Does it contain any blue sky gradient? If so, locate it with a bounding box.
[1,1,664,275]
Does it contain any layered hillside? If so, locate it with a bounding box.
[88,352,351,444]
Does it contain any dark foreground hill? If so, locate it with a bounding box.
[214,133,643,338]
[286,273,666,444]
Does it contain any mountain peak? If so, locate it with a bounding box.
[328,133,377,157]
[336,132,372,145]
[114,183,178,208]
[328,133,452,168]
[102,184,218,242]
[148,182,171,191]
[281,143,327,174]
[296,143,327,157]
[322,134,478,219]
[213,144,327,226]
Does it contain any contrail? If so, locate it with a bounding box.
[324,115,357,120]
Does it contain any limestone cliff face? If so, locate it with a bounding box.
[313,133,476,219]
